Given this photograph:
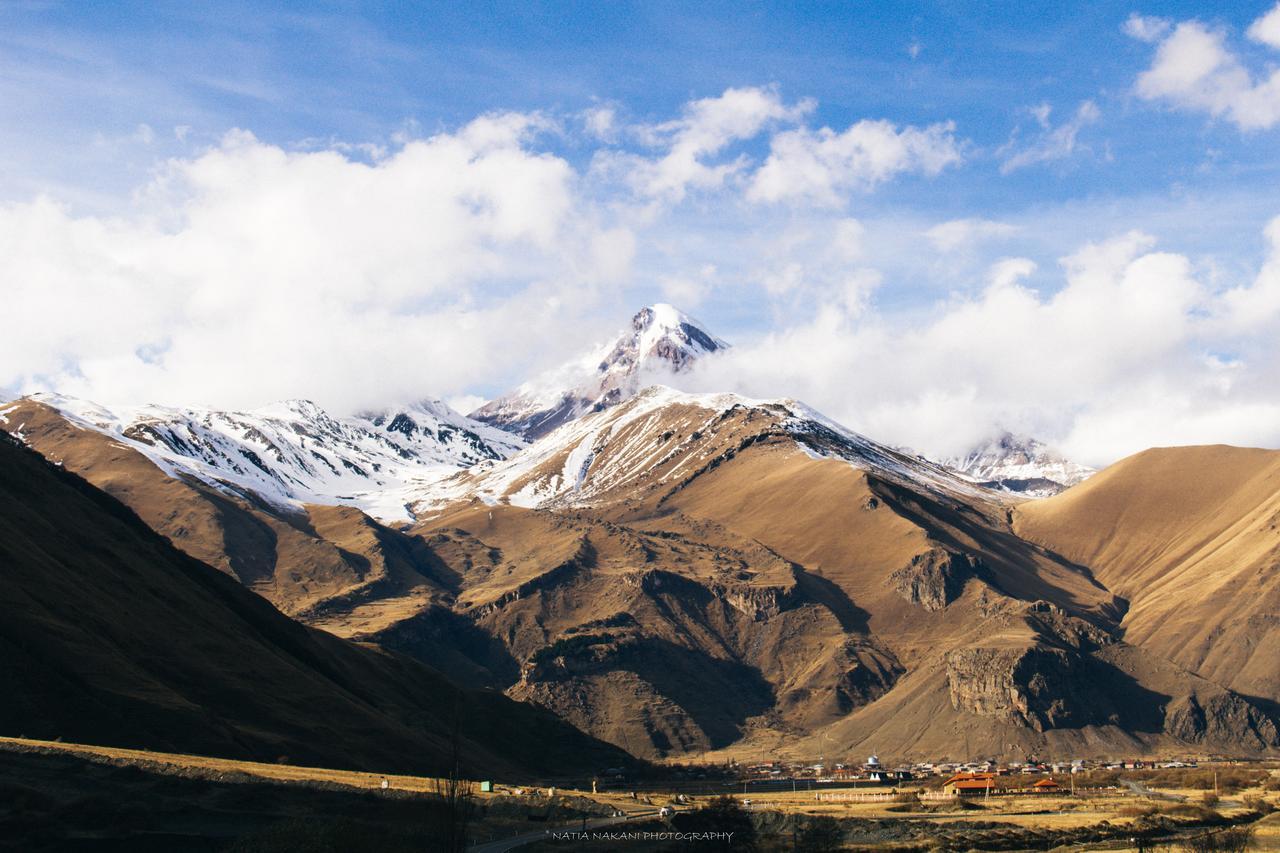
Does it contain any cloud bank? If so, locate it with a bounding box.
[3,82,1280,466]
[683,221,1280,465]
[0,87,960,414]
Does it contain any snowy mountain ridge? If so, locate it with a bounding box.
[469,303,728,440]
[13,392,524,522]
[417,385,993,515]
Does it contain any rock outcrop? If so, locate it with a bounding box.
[890,548,979,611]
[945,645,1117,731]
[1164,692,1279,750]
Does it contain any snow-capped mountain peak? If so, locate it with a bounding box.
[470,303,729,440]
[939,431,1095,497]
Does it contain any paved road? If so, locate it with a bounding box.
[1121,778,1244,805]
[467,809,664,853]
[1122,778,1187,802]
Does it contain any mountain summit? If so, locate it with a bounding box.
[470,303,728,440]
[940,431,1095,497]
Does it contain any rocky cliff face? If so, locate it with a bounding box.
[945,645,1118,731]
[1164,692,1279,750]
[889,548,980,611]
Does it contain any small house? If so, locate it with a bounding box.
[942,772,998,796]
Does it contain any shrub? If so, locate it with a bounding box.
[1179,825,1254,853]
[671,795,756,852]
[797,815,844,852]
[1117,804,1158,818]
[1242,794,1275,815]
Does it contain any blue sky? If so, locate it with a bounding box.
[5,2,1276,198]
[4,1,1280,462]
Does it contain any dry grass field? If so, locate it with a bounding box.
[0,736,642,852]
[0,734,656,815]
[4,734,1278,851]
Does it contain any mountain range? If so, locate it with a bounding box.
[2,303,1276,768]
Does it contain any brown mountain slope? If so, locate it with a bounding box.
[1014,445,1280,707]
[10,388,1277,763]
[404,392,1277,760]
[1,399,456,640]
[0,432,632,780]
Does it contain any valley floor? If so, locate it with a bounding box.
[0,737,626,852]
[4,736,1280,852]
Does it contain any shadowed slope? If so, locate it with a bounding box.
[0,432,632,779]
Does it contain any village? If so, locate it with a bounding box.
[717,754,1206,797]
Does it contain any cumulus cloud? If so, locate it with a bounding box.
[0,117,623,411]
[1251,3,1280,49]
[1219,214,1280,330]
[682,221,1280,465]
[1130,5,1280,130]
[925,218,1019,252]
[999,101,1100,173]
[0,89,967,414]
[615,86,814,202]
[581,105,619,141]
[11,82,1280,468]
[748,119,962,205]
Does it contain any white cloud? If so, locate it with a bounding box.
[445,393,487,415]
[748,119,962,205]
[831,218,866,260]
[1248,3,1280,49]
[683,222,1280,464]
[999,101,1100,174]
[659,264,717,308]
[1123,13,1171,43]
[743,218,880,313]
[0,117,625,412]
[987,256,1037,290]
[19,86,1280,468]
[925,218,1019,252]
[1131,7,1280,130]
[1219,214,1280,330]
[1,90,961,415]
[621,86,814,202]
[582,105,618,141]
